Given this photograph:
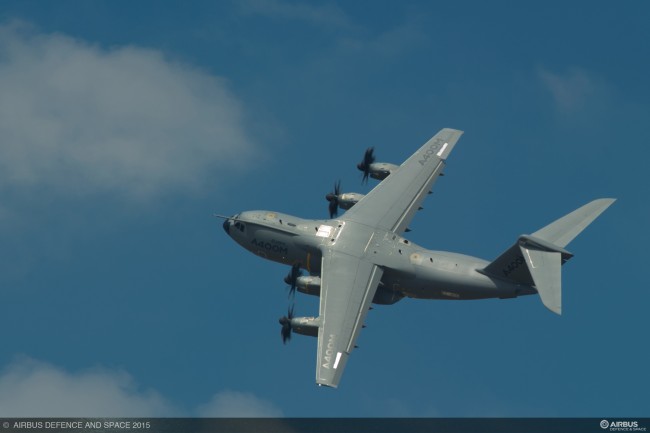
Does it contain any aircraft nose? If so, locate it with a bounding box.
[222,218,230,235]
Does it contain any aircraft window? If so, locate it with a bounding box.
[234,222,245,232]
[287,222,296,227]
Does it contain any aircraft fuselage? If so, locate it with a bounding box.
[223,210,535,303]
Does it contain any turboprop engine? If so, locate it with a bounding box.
[295,275,321,296]
[279,306,320,343]
[325,180,364,218]
[356,147,399,183]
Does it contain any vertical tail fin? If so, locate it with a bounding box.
[482,199,615,315]
[519,243,563,314]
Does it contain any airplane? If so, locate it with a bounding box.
[220,128,615,388]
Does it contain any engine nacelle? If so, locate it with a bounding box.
[368,162,399,181]
[296,275,321,296]
[290,316,320,337]
[357,147,399,182]
[337,192,364,210]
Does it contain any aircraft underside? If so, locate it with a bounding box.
[380,268,536,302]
[220,127,614,388]
[237,219,538,303]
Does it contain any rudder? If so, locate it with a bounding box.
[519,240,564,315]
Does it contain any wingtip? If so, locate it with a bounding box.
[549,305,562,316]
[440,127,464,136]
[591,198,617,212]
[316,381,338,389]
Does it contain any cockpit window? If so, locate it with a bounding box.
[234,222,245,232]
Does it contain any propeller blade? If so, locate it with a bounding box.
[326,180,341,218]
[284,263,302,298]
[279,304,295,344]
[357,147,375,184]
[328,199,338,218]
[365,147,376,165]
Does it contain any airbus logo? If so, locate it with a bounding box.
[601,420,646,432]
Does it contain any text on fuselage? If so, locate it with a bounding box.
[251,238,288,255]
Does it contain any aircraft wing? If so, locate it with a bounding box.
[315,249,384,388]
[343,128,463,234]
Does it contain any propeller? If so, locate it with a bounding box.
[357,147,375,184]
[325,180,342,218]
[279,304,295,344]
[283,263,303,298]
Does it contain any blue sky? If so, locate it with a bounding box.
[0,0,648,417]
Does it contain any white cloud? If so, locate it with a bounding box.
[0,357,284,417]
[538,67,596,113]
[0,357,176,417]
[0,21,257,201]
[196,390,283,417]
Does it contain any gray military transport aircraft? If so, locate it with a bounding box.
[219,128,614,388]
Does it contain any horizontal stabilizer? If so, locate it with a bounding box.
[532,199,616,247]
